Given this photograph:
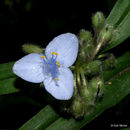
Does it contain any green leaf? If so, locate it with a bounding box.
[0,77,20,95]
[19,105,59,130]
[103,11,130,52]
[102,0,130,52]
[106,0,130,26]
[0,62,16,80]
[0,62,20,95]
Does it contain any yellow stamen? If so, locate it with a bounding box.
[51,52,58,56]
[41,56,45,58]
[55,78,59,81]
[56,61,60,67]
[58,64,60,67]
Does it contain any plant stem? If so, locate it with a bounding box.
[80,70,88,89]
[89,39,104,61]
[77,71,81,92]
[93,29,99,45]
[73,72,78,96]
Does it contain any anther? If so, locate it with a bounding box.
[41,56,45,58]
[56,61,60,67]
[55,78,59,81]
[51,52,58,56]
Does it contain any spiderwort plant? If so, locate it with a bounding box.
[13,33,79,100]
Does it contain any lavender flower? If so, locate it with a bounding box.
[13,33,79,100]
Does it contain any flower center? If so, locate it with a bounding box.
[41,52,60,81]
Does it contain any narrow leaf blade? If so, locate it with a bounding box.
[103,11,130,52]
[0,77,20,95]
[0,62,15,80]
[19,105,59,130]
[106,0,130,26]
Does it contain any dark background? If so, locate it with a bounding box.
[0,0,129,63]
[0,0,113,63]
[0,0,130,129]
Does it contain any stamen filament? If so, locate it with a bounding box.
[41,56,47,64]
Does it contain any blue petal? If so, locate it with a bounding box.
[45,33,79,67]
[13,53,45,83]
[43,67,74,100]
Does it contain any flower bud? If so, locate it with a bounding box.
[78,30,94,61]
[99,25,113,42]
[79,82,89,101]
[85,60,102,76]
[71,96,85,119]
[22,44,43,54]
[89,76,104,99]
[92,12,105,30]
[103,54,116,70]
[80,85,95,105]
[85,43,94,58]
[78,29,92,46]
